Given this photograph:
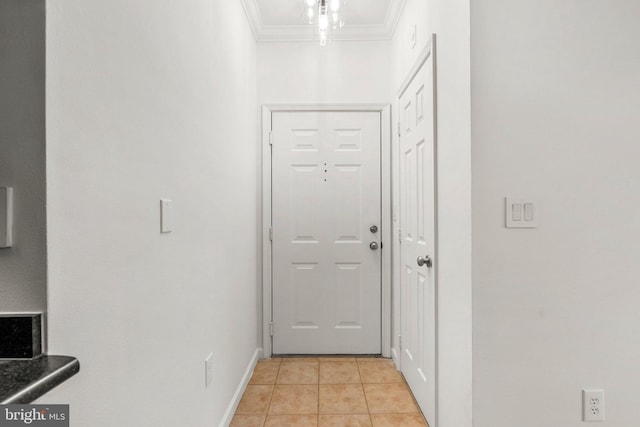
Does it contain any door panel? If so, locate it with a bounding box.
[291,263,321,328]
[272,111,382,354]
[399,52,437,424]
[334,262,362,327]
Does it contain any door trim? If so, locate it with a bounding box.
[261,104,392,358]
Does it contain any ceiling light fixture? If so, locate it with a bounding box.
[303,0,345,46]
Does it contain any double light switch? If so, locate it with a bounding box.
[506,197,537,228]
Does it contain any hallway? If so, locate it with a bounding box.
[8,0,637,425]
[9,0,473,424]
[231,357,429,427]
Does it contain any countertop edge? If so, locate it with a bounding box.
[1,356,80,404]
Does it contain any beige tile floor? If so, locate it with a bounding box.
[231,357,430,427]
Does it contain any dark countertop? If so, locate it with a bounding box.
[0,355,79,404]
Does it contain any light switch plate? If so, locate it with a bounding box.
[205,353,214,387]
[160,199,173,233]
[410,24,417,49]
[0,187,14,248]
[505,197,537,228]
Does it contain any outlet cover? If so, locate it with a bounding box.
[582,389,605,421]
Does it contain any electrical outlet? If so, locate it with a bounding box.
[205,353,214,387]
[582,389,605,421]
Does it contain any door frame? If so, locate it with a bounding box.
[261,104,392,358]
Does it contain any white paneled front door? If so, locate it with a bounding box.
[399,49,437,423]
[271,111,382,354]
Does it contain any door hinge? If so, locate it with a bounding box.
[269,321,274,336]
[398,229,402,244]
[269,131,273,146]
[397,122,401,138]
[269,227,273,242]
[398,335,402,350]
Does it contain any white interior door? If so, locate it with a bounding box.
[271,111,381,354]
[399,52,437,423]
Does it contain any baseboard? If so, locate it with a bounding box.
[218,347,263,427]
[391,347,400,369]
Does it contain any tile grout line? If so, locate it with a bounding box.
[356,359,375,427]
[263,359,282,426]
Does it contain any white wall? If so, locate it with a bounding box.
[258,41,391,104]
[43,1,258,426]
[391,1,473,426]
[472,0,640,426]
[0,0,47,316]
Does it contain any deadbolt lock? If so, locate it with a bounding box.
[370,225,378,233]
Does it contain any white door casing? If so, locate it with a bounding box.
[262,105,392,359]
[271,111,382,354]
[398,38,437,424]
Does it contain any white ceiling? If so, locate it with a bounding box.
[240,0,406,42]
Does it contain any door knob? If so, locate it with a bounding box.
[369,242,379,250]
[417,255,433,268]
[370,225,378,233]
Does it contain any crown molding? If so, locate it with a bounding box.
[239,0,263,40]
[240,0,407,42]
[383,0,407,37]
